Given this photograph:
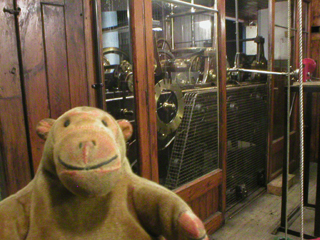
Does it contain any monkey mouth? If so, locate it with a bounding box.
[58,155,118,171]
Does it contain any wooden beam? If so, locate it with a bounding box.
[130,0,158,182]
[217,0,227,216]
[84,0,98,107]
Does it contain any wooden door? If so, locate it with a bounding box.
[172,1,227,233]
[0,0,32,196]
[16,0,90,171]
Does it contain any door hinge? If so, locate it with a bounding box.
[3,7,21,15]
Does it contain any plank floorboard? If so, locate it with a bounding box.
[211,163,318,240]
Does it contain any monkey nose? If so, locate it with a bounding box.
[79,140,96,149]
[78,140,97,164]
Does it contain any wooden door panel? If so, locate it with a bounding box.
[65,0,88,108]
[18,0,50,171]
[42,4,71,118]
[0,0,32,195]
[17,0,89,171]
[174,169,223,234]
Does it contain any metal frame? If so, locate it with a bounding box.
[159,0,218,12]
[279,85,320,239]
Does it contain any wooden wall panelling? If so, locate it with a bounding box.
[129,0,158,181]
[0,0,32,195]
[17,0,89,171]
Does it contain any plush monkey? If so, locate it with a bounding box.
[0,106,208,240]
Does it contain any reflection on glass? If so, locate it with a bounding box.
[101,0,139,174]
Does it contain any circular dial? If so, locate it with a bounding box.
[155,78,184,138]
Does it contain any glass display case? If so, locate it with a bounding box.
[224,1,269,212]
[101,0,221,187]
[100,0,225,233]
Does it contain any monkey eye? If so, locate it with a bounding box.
[102,120,108,127]
[64,119,70,127]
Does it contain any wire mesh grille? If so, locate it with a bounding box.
[226,84,268,210]
[165,89,219,189]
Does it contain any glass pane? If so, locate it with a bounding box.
[274,1,292,65]
[152,0,219,189]
[302,1,309,59]
[101,0,139,174]
[225,1,269,209]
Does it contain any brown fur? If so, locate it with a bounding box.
[0,107,208,240]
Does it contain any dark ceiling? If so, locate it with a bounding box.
[194,0,286,21]
[104,0,286,22]
[225,0,269,20]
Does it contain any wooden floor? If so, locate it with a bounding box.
[211,163,318,240]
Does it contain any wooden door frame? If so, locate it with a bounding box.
[130,0,159,181]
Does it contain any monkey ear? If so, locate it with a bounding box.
[117,120,133,141]
[36,118,56,140]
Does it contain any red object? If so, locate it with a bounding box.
[303,58,316,82]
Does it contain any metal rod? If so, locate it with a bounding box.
[275,24,307,34]
[174,39,211,45]
[105,95,134,102]
[170,4,175,50]
[289,93,296,118]
[298,0,305,237]
[275,24,297,31]
[227,68,289,76]
[235,0,240,57]
[166,10,215,18]
[226,38,256,43]
[160,0,218,13]
[191,0,195,47]
[285,0,292,238]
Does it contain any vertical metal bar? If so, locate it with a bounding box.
[170,4,175,49]
[281,87,289,230]
[12,1,34,176]
[298,0,304,237]
[234,0,240,68]
[191,0,195,47]
[304,93,312,207]
[285,0,292,238]
[92,0,104,109]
